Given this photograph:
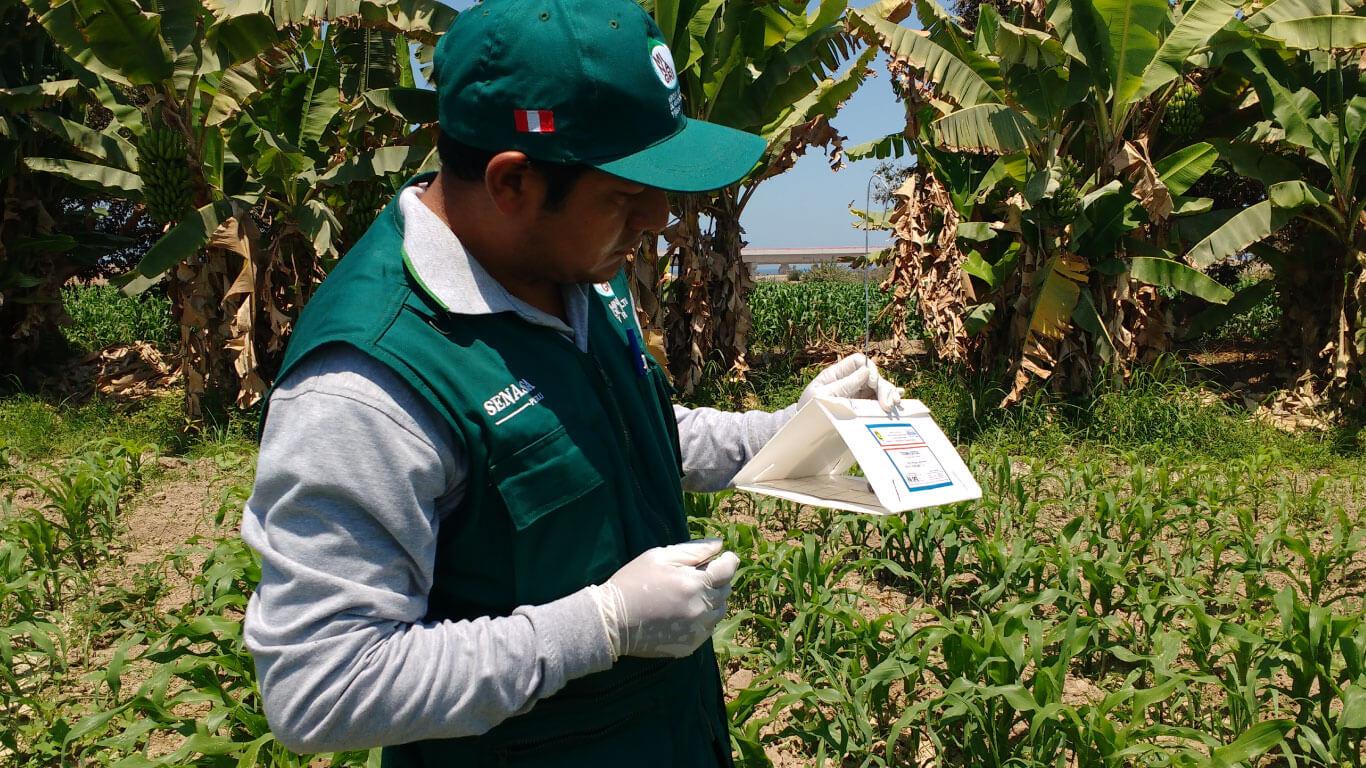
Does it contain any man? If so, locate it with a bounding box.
[241,0,903,764]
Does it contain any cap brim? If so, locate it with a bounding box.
[591,118,766,193]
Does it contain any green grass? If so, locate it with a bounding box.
[60,284,175,354]
[898,357,1360,470]
[1202,272,1281,345]
[685,354,1363,473]
[0,390,258,471]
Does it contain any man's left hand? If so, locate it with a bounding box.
[798,353,903,412]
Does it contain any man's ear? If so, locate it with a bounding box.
[484,151,545,216]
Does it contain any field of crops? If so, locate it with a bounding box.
[3,427,1364,766]
[2,283,1364,766]
[747,279,912,351]
[698,450,1366,766]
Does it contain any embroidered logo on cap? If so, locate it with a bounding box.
[514,109,555,133]
[648,41,676,89]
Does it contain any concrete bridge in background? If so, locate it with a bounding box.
[740,246,884,277]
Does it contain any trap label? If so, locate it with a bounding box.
[866,423,952,493]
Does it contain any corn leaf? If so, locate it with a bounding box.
[1208,720,1294,767]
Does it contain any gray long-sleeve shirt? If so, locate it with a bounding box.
[241,182,795,753]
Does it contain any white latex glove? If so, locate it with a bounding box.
[798,353,904,412]
[587,539,740,660]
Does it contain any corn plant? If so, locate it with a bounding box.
[747,280,901,351]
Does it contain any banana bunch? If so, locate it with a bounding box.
[340,182,387,240]
[1045,155,1084,224]
[138,128,194,225]
[1162,82,1203,139]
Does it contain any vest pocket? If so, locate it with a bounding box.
[491,426,606,531]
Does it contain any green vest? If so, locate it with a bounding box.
[270,176,732,767]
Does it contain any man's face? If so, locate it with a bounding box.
[521,168,670,285]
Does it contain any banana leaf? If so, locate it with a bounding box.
[845,131,912,161]
[1210,139,1303,185]
[1128,255,1233,302]
[1183,200,1297,267]
[1154,142,1218,196]
[931,103,1040,152]
[297,33,341,147]
[22,157,143,197]
[847,7,1003,107]
[363,87,438,125]
[1246,0,1362,30]
[1092,0,1168,105]
[28,113,139,170]
[1184,278,1275,338]
[0,80,81,112]
[121,199,241,292]
[1264,15,1366,50]
[44,0,176,85]
[316,143,431,186]
[1131,0,1241,104]
[1071,288,1116,361]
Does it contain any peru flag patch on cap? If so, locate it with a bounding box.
[514,109,555,133]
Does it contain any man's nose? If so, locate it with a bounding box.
[631,187,670,234]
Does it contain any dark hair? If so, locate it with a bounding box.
[437,132,589,210]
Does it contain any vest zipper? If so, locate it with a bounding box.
[576,351,685,542]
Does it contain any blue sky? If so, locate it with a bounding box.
[741,58,905,248]
[433,1,910,248]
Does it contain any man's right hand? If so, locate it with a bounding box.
[588,539,740,659]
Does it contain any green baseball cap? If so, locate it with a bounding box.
[432,0,765,193]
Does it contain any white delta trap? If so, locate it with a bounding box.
[733,397,981,515]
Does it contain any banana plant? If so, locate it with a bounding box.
[0,0,144,378]
[639,0,874,394]
[1177,6,1366,416]
[848,0,1263,404]
[21,0,447,417]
